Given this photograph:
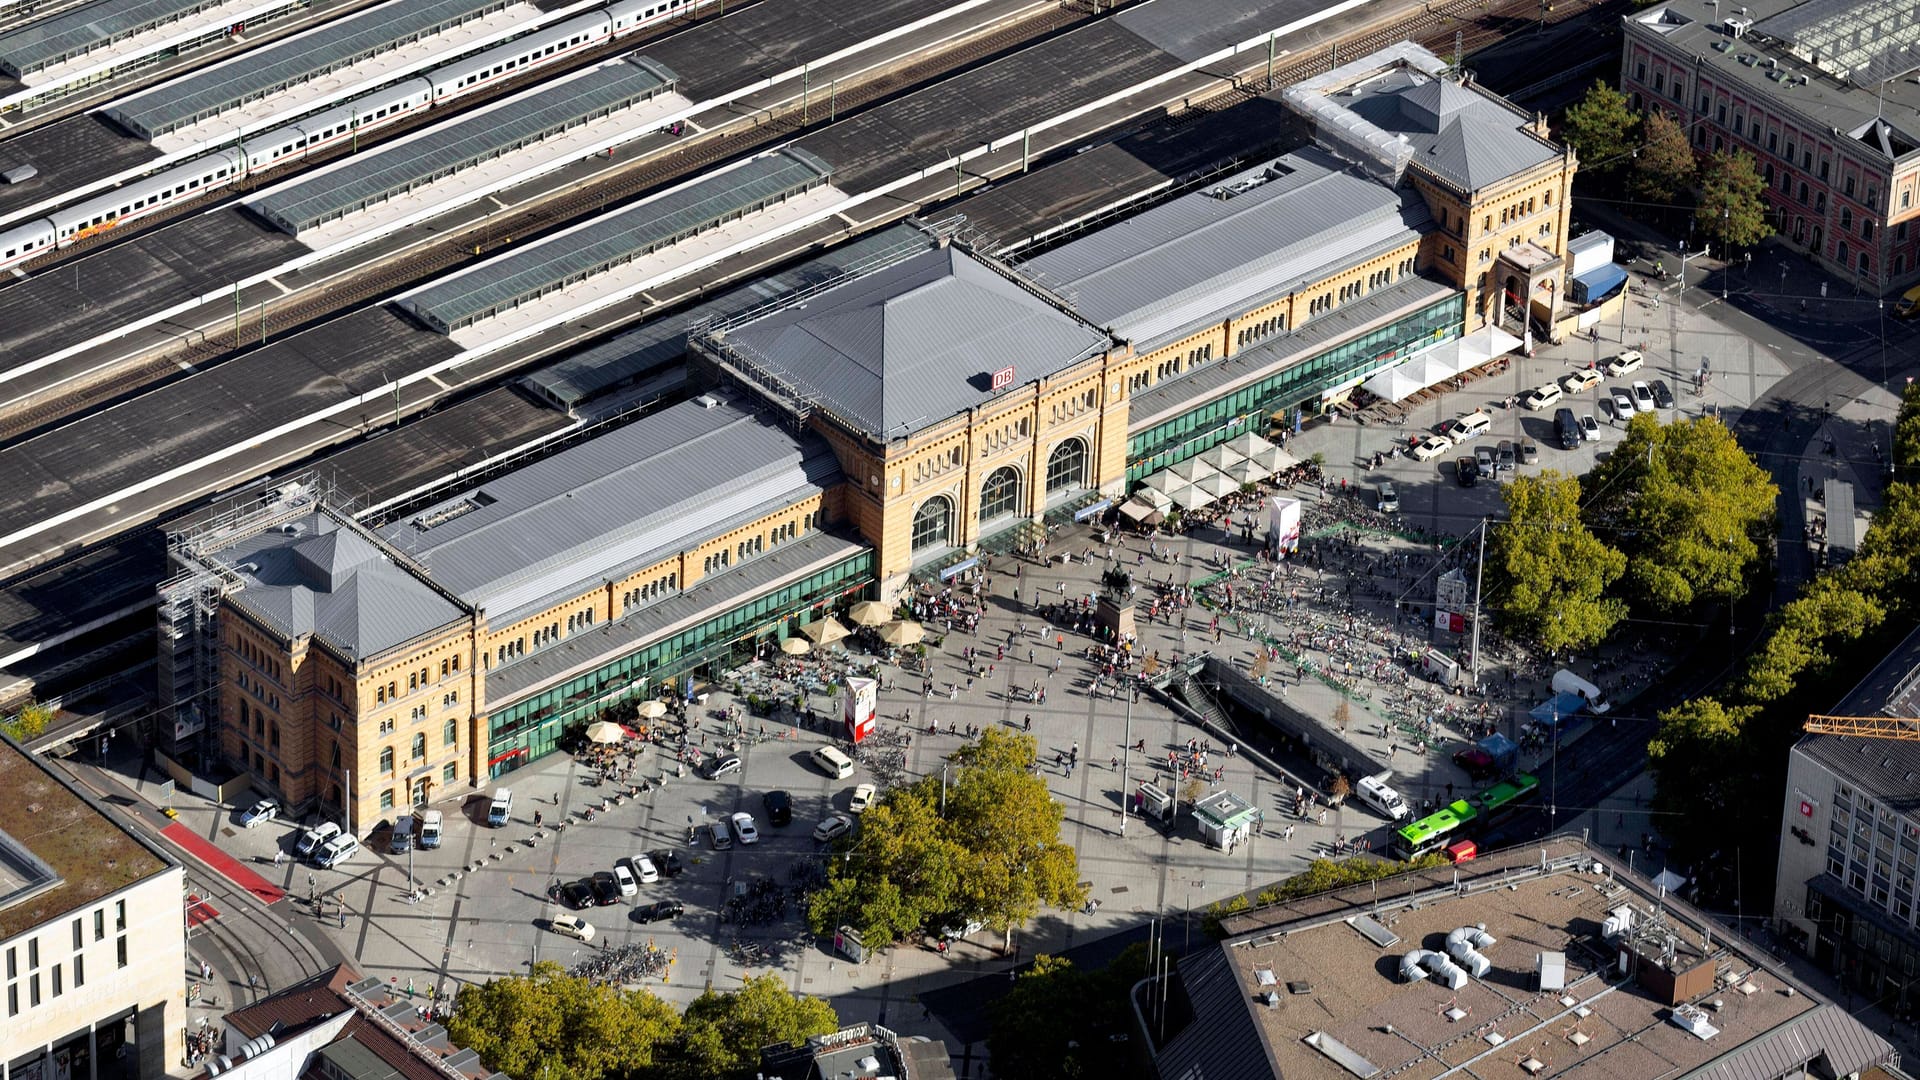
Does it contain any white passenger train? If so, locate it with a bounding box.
[0,0,702,270]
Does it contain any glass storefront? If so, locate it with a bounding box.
[1126,295,1464,483]
[484,550,874,776]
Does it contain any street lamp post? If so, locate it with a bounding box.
[1120,693,1132,835]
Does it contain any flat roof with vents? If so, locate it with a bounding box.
[248,55,678,236]
[103,0,511,138]
[398,148,832,333]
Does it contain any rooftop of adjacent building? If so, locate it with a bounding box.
[759,1021,956,1080]
[1794,621,1920,814]
[220,963,507,1080]
[701,241,1114,443]
[1156,837,1896,1080]
[1629,0,1920,165]
[206,396,842,659]
[0,732,171,942]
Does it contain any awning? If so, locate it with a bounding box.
[1363,327,1522,402]
[1571,262,1628,305]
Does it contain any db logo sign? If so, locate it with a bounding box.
[990,366,1016,391]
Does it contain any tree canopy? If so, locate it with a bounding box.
[988,945,1152,1080]
[1583,413,1776,612]
[1,701,54,742]
[447,961,680,1080]
[664,974,839,1080]
[1488,471,1628,653]
[1694,149,1773,251]
[1558,81,1636,172]
[1633,109,1696,203]
[807,729,1083,949]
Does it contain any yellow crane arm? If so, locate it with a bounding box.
[1805,715,1920,741]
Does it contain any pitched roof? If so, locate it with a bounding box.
[227,965,362,1040]
[720,245,1110,438]
[1340,68,1561,191]
[1797,622,1920,812]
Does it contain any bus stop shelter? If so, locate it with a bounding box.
[1191,789,1259,852]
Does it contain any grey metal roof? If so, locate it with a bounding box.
[216,511,466,659]
[399,148,832,332]
[104,0,511,138]
[0,0,219,77]
[1337,67,1561,193]
[715,244,1110,439]
[522,223,937,407]
[248,56,678,236]
[483,529,868,704]
[1021,146,1431,351]
[1681,1003,1894,1080]
[381,396,842,622]
[1154,945,1276,1080]
[1797,622,1920,814]
[1112,0,1331,64]
[1756,0,1920,87]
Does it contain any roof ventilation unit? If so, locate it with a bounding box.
[1601,904,1635,938]
[693,393,724,409]
[1725,15,1752,36]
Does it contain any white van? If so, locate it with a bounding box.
[314,834,359,869]
[1355,776,1409,821]
[1551,669,1611,715]
[811,746,855,779]
[419,809,444,849]
[1442,410,1493,443]
[487,788,513,827]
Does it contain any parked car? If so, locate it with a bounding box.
[1376,481,1398,513]
[1474,443,1497,474]
[708,821,733,850]
[1496,440,1516,472]
[1554,407,1581,451]
[705,755,742,780]
[1651,379,1675,409]
[646,849,684,877]
[730,811,760,845]
[629,854,659,884]
[1580,414,1600,441]
[314,834,359,869]
[848,783,877,814]
[1521,382,1562,410]
[296,821,341,857]
[1411,433,1453,461]
[762,790,792,827]
[549,914,595,942]
[632,900,684,924]
[1602,349,1644,377]
[611,863,638,898]
[239,799,279,828]
[1518,439,1539,465]
[1609,386,1635,418]
[1452,747,1499,780]
[590,871,621,906]
[813,812,854,843]
[559,879,595,910]
[1455,456,1479,487]
[1631,380,1655,412]
[1560,369,1603,395]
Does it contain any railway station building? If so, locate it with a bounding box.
[177,42,1585,826]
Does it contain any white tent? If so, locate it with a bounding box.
[1363,328,1523,402]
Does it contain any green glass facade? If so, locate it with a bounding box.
[1126,294,1464,484]
[484,549,874,777]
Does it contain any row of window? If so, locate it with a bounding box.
[5,900,125,1019]
[1236,316,1282,349]
[235,636,282,682]
[621,574,679,612]
[910,441,1087,551]
[1048,389,1099,425]
[378,762,459,811]
[981,418,1032,455]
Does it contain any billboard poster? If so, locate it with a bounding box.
[1267,497,1302,555]
[844,676,877,744]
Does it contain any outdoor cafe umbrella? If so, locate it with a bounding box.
[584,720,625,744]
[878,620,925,646]
[636,700,667,719]
[800,617,850,645]
[780,636,813,655]
[847,600,894,627]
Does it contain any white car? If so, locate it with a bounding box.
[1560,369,1603,395]
[730,811,760,845]
[631,854,659,884]
[239,799,279,828]
[611,863,638,898]
[313,834,359,869]
[1609,386,1636,418]
[1411,433,1453,461]
[813,812,854,843]
[549,914,595,943]
[1602,349,1644,377]
[1580,414,1600,441]
[295,821,341,856]
[1631,380,1655,412]
[848,783,877,814]
[1520,382,1562,410]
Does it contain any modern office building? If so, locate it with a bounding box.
[1148,836,1901,1080]
[0,734,183,1080]
[1774,624,1920,1020]
[1621,0,1920,293]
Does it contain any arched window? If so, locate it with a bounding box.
[1045,439,1087,494]
[411,733,426,760]
[979,466,1021,522]
[911,496,952,551]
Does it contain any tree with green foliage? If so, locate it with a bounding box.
[1633,109,1696,203]
[987,945,1153,1080]
[1,701,54,743]
[1488,471,1628,653]
[1583,413,1776,613]
[808,729,1083,950]
[447,961,680,1080]
[1559,81,1637,173]
[663,974,838,1080]
[1647,696,1763,829]
[1694,149,1773,252]
[1896,383,1920,483]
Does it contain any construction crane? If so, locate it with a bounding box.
[1804,715,1920,741]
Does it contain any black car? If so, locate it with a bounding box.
[1651,379,1675,409]
[646,849,685,877]
[558,879,595,910]
[590,871,622,906]
[762,790,792,827]
[1456,456,1479,487]
[632,900,684,924]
